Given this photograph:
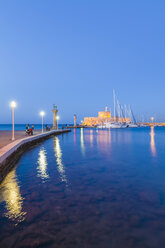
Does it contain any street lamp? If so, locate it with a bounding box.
[40,111,45,133]
[10,101,17,141]
[151,117,154,123]
[56,116,59,130]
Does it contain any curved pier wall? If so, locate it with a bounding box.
[0,130,71,183]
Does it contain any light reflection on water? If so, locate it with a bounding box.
[84,129,94,147]
[80,128,85,156]
[150,126,156,157]
[96,129,112,154]
[53,136,67,184]
[0,127,165,247]
[0,169,26,223]
[37,147,49,181]
[108,128,111,143]
[90,129,94,147]
[114,129,132,143]
[74,128,76,145]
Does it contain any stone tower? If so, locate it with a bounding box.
[74,114,77,127]
[52,105,58,130]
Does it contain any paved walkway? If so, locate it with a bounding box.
[0,130,70,165]
[0,130,42,148]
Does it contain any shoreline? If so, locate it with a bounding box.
[0,129,71,183]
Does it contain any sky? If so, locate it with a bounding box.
[0,0,165,124]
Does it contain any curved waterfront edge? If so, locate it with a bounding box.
[0,129,71,183]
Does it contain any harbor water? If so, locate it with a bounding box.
[0,127,165,247]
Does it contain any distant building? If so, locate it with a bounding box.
[74,114,77,127]
[83,107,130,126]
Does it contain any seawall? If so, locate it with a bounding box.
[0,129,71,183]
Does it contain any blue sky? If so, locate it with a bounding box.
[0,0,165,124]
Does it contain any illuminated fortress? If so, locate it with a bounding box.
[83,107,130,126]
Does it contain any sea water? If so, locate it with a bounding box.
[0,127,165,247]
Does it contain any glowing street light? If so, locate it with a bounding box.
[40,111,45,133]
[10,101,17,141]
[56,116,59,130]
[151,117,154,123]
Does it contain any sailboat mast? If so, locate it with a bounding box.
[117,100,120,123]
[130,106,136,124]
[124,104,127,123]
[113,89,116,122]
[128,105,132,123]
[121,105,124,120]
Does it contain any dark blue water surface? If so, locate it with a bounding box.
[0,127,165,248]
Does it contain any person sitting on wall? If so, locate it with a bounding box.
[45,124,50,131]
[25,124,29,135]
[29,128,33,135]
[25,125,33,135]
[26,124,29,132]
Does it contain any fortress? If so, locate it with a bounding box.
[83,107,130,126]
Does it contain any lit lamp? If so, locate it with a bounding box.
[10,101,17,141]
[56,116,59,130]
[40,111,45,133]
[151,117,154,123]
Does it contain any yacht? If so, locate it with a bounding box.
[97,90,138,129]
[97,122,126,129]
[127,123,139,128]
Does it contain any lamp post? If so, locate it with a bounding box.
[56,116,59,130]
[151,117,154,123]
[40,111,45,133]
[10,101,17,141]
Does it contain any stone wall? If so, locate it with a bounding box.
[83,117,131,126]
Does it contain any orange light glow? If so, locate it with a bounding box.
[150,126,156,157]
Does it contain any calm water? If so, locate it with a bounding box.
[0,127,165,248]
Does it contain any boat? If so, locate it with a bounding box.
[97,122,124,129]
[97,90,128,129]
[97,90,138,129]
[127,105,139,128]
[127,123,138,128]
